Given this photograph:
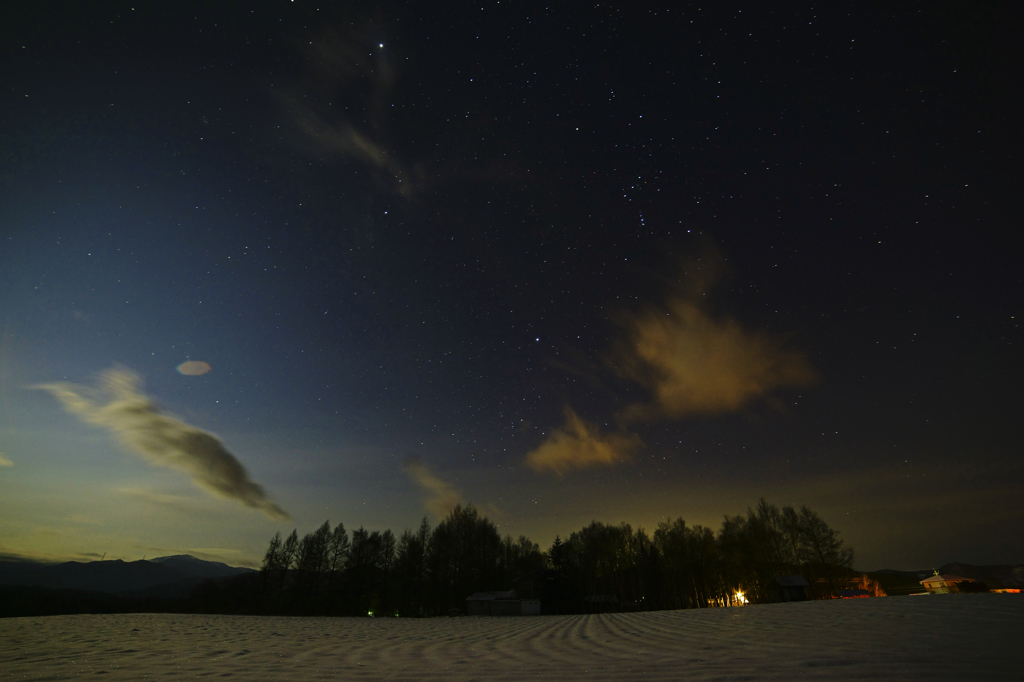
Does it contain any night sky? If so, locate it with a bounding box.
[1,2,1020,571]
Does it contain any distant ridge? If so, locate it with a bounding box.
[867,563,1023,595]
[149,555,253,580]
[935,563,1024,588]
[0,555,254,596]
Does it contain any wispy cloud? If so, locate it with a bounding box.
[290,107,422,198]
[34,367,289,520]
[0,547,65,563]
[0,451,12,467]
[116,486,211,516]
[278,22,424,198]
[402,456,463,519]
[134,543,249,566]
[525,407,643,476]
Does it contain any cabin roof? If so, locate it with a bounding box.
[466,590,517,602]
[774,575,810,587]
[920,574,974,585]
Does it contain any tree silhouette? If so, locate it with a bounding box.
[376,529,396,615]
[394,518,430,616]
[259,531,288,603]
[296,520,332,599]
[427,504,503,614]
[797,506,854,598]
[251,497,855,616]
[327,522,350,591]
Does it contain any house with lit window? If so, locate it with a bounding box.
[920,571,975,594]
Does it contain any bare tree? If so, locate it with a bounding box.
[797,506,854,597]
[279,529,299,591]
[327,521,350,587]
[296,521,332,596]
[262,532,283,572]
[260,531,284,593]
[394,518,430,616]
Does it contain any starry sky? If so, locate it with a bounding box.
[1,1,1020,571]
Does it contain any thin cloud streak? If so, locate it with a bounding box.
[525,406,642,476]
[290,106,422,197]
[279,23,424,198]
[0,451,12,467]
[402,456,463,519]
[116,487,211,516]
[34,367,289,520]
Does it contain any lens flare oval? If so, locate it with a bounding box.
[176,360,211,376]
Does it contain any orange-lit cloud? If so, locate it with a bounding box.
[525,406,643,476]
[402,457,463,519]
[176,360,211,376]
[614,297,817,422]
[526,252,816,475]
[33,367,289,520]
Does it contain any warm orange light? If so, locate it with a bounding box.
[734,591,748,605]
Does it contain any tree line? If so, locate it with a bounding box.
[181,498,856,616]
[548,498,856,612]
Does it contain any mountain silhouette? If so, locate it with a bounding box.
[149,555,253,580]
[0,555,254,596]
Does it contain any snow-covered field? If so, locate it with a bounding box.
[1,594,1020,680]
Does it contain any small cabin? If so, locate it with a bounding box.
[465,590,540,615]
[582,594,619,613]
[774,575,810,602]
